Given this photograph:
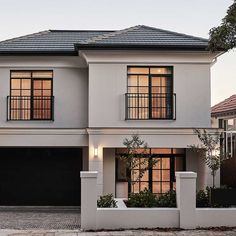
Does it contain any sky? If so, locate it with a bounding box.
[0,0,235,106]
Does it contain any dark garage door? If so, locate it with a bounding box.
[0,148,82,206]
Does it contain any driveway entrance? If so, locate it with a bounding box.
[0,207,80,229]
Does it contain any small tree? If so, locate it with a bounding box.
[118,135,158,190]
[189,129,224,188]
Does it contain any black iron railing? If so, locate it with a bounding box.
[7,96,54,121]
[125,93,176,120]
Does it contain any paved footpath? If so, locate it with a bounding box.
[1,230,236,236]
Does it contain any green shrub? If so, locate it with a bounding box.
[127,188,157,207]
[196,189,210,207]
[97,194,117,208]
[156,190,176,207]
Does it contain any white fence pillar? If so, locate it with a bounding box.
[80,171,98,230]
[176,171,197,229]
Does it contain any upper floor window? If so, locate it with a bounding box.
[7,71,54,121]
[125,66,175,120]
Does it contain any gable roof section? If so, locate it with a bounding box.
[0,25,210,55]
[211,95,236,118]
[76,25,209,50]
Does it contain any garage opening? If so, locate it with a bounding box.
[0,147,82,206]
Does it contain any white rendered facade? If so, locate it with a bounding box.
[0,49,220,200]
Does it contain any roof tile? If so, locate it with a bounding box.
[0,25,209,54]
[211,95,236,117]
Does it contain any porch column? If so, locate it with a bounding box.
[176,171,197,229]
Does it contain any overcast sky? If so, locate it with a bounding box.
[0,0,235,105]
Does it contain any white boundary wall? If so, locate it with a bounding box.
[196,209,236,227]
[80,171,236,231]
[97,208,179,229]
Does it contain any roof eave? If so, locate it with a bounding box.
[75,44,210,51]
[211,109,236,118]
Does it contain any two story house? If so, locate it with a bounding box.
[0,25,223,206]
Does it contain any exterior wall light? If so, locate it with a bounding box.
[94,147,98,157]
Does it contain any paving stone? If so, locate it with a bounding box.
[0,210,80,230]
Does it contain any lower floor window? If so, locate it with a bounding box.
[116,148,186,194]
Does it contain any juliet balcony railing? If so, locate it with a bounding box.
[125,93,176,120]
[7,96,54,121]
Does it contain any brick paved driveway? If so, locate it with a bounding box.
[0,208,80,230]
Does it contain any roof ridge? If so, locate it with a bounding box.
[81,25,142,44]
[139,25,208,42]
[49,29,115,33]
[0,30,50,45]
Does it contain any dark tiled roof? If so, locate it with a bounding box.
[211,95,236,117]
[0,30,113,55]
[0,25,209,55]
[77,25,209,50]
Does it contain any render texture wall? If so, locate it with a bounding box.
[88,56,212,128]
[0,56,88,128]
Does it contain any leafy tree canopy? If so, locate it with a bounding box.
[209,0,236,52]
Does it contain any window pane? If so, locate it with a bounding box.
[139,87,148,93]
[128,87,138,93]
[11,79,21,89]
[139,76,148,86]
[140,182,149,191]
[161,77,168,87]
[150,67,172,74]
[153,182,161,194]
[22,79,31,89]
[32,71,53,78]
[162,159,170,169]
[140,170,149,181]
[162,182,170,193]
[153,158,161,168]
[43,90,51,96]
[151,87,161,93]
[128,67,149,74]
[22,90,31,96]
[152,77,161,86]
[11,90,20,96]
[153,169,160,181]
[132,182,140,193]
[131,169,139,181]
[42,80,52,89]
[11,72,31,78]
[162,170,170,181]
[151,148,172,154]
[33,80,42,89]
[128,75,138,86]
[33,90,42,96]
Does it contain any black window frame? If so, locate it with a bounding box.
[8,70,54,121]
[115,148,186,195]
[126,66,176,120]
